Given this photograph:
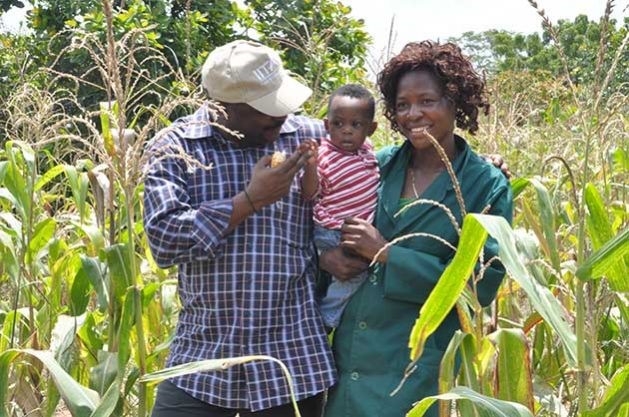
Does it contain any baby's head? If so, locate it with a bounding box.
[324,84,377,152]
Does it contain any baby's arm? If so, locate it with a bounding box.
[299,139,319,200]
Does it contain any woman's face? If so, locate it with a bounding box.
[394,70,456,151]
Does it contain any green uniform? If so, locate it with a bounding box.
[324,136,513,417]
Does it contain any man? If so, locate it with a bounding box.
[143,40,340,417]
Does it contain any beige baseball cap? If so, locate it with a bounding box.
[201,40,312,117]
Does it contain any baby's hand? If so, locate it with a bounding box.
[298,139,318,167]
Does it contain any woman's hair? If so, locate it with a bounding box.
[377,40,489,135]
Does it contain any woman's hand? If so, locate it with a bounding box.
[483,154,512,178]
[319,246,369,281]
[341,217,389,263]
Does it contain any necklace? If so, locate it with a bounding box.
[408,167,420,198]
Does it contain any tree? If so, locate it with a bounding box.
[244,0,371,113]
[450,14,628,92]
[2,0,371,116]
[3,0,240,114]
[0,0,24,13]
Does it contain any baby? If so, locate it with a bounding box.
[301,84,379,329]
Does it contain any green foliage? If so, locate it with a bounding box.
[243,0,371,112]
[451,15,629,91]
[0,349,100,417]
[407,386,534,417]
[0,0,24,13]
[583,364,629,417]
[1,0,371,118]
[16,0,238,112]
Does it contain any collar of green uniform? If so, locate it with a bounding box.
[378,135,471,224]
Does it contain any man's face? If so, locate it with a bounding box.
[223,103,287,147]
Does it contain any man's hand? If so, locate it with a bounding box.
[483,154,512,178]
[319,246,369,281]
[246,148,312,209]
[341,217,389,263]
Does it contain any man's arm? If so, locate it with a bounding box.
[143,140,234,268]
[144,136,314,268]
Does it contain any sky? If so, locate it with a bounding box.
[341,0,628,62]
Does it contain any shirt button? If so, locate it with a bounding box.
[350,371,360,381]
[358,321,367,330]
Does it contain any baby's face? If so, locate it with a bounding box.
[325,96,375,153]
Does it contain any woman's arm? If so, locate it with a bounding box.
[340,185,513,305]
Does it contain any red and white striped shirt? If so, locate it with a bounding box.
[313,137,380,229]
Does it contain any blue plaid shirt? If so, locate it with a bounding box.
[143,105,337,411]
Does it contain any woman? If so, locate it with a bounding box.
[321,41,513,417]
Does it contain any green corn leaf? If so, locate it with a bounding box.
[529,178,561,273]
[80,255,109,313]
[77,313,104,354]
[438,331,470,417]
[459,332,480,386]
[471,214,580,366]
[139,355,302,417]
[100,102,116,157]
[11,141,35,166]
[64,166,90,223]
[28,217,56,262]
[0,349,99,417]
[489,329,534,411]
[583,364,629,417]
[407,214,579,371]
[406,386,534,417]
[90,378,122,417]
[35,164,65,191]
[408,215,488,361]
[510,177,530,198]
[72,222,106,254]
[0,350,20,417]
[70,265,92,316]
[576,228,629,291]
[585,183,615,249]
[140,358,233,385]
[3,145,30,220]
[89,351,118,397]
[51,314,85,371]
[0,187,18,207]
[140,355,287,385]
[0,230,18,280]
[117,288,136,372]
[584,183,627,289]
[45,382,62,417]
[105,244,133,302]
[0,310,25,352]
